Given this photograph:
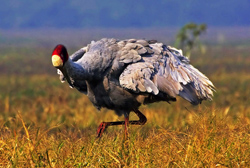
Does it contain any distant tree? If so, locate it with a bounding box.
[175,23,207,58]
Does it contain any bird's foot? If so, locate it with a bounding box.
[96,122,109,138]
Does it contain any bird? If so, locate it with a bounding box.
[51,38,215,138]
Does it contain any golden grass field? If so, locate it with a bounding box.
[0,41,250,167]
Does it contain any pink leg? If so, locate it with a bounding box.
[124,116,129,139]
[97,109,147,137]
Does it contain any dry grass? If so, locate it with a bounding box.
[0,45,250,167]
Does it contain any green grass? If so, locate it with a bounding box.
[0,44,250,167]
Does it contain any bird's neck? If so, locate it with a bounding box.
[61,59,89,86]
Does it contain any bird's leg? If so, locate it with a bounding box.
[96,122,112,138]
[96,120,127,138]
[129,109,147,125]
[124,114,129,139]
[96,109,147,138]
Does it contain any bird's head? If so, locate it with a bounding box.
[51,44,69,68]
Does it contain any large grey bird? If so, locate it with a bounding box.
[51,38,215,137]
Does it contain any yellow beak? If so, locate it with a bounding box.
[52,55,63,68]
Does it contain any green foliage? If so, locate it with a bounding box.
[175,23,207,58]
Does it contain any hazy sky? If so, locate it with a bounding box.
[1,0,250,29]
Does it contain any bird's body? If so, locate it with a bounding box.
[52,38,214,137]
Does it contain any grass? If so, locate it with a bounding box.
[0,42,250,167]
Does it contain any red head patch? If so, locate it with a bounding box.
[52,44,69,63]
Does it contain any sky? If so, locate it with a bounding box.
[0,0,250,29]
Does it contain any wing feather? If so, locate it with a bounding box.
[117,40,214,105]
[156,46,214,104]
[70,47,87,61]
[119,62,159,95]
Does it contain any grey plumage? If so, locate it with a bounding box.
[54,38,215,116]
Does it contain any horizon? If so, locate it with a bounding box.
[1,27,250,48]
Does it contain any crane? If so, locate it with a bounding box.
[51,38,215,138]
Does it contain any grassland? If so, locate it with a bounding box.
[0,33,250,167]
